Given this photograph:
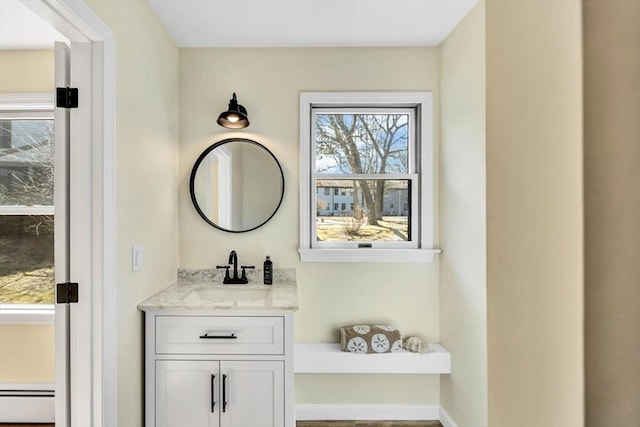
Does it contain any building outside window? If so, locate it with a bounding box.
[0,97,55,304]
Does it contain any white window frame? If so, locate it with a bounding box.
[299,92,440,263]
[311,106,418,250]
[0,93,55,323]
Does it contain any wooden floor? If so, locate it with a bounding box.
[0,423,441,427]
[297,422,442,427]
[1,421,442,427]
[0,425,53,427]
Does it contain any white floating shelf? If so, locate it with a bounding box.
[294,343,451,374]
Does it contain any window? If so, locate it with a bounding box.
[0,94,55,309]
[324,188,330,195]
[299,92,437,263]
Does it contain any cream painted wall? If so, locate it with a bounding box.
[439,2,488,426]
[85,1,179,425]
[0,49,53,93]
[486,1,584,425]
[179,47,441,405]
[584,0,640,425]
[0,325,55,382]
[0,49,55,385]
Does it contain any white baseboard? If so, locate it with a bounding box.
[0,382,54,423]
[439,406,459,427]
[296,404,440,421]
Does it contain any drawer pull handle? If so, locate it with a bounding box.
[199,333,237,339]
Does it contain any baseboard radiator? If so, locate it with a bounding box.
[0,383,54,423]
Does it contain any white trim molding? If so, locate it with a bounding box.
[298,248,441,263]
[439,406,459,427]
[0,92,54,110]
[296,404,440,421]
[19,1,117,425]
[0,304,55,324]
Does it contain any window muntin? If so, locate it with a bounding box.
[0,109,55,305]
[311,108,418,249]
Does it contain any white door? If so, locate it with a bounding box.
[54,40,71,427]
[54,40,94,427]
[156,360,221,427]
[220,361,284,427]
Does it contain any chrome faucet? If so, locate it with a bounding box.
[216,250,254,284]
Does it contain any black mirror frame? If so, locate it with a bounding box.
[189,138,285,233]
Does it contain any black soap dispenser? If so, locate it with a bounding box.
[263,255,273,285]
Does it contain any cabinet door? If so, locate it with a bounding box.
[220,361,284,427]
[156,360,220,427]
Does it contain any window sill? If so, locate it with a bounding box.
[298,248,441,263]
[0,305,55,325]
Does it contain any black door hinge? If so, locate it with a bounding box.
[56,282,79,304]
[56,87,79,109]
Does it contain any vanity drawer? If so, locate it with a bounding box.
[155,315,284,355]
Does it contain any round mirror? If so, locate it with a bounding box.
[190,138,285,233]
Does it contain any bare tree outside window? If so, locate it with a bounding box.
[0,118,55,304]
[315,113,409,226]
[313,111,413,244]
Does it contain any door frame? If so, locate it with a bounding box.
[21,0,116,425]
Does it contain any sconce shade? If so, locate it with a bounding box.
[217,93,250,129]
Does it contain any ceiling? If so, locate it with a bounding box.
[0,0,67,50]
[0,0,477,50]
[147,0,478,47]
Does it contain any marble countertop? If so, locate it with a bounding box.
[137,268,298,312]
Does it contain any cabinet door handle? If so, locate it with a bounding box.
[222,374,228,413]
[210,374,215,413]
[199,333,237,340]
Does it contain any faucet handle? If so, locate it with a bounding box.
[240,265,255,280]
[216,265,231,280]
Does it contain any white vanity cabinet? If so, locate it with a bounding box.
[156,360,284,427]
[144,311,295,427]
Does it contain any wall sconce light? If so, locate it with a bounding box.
[217,92,250,129]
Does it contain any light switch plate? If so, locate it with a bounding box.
[132,245,143,272]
